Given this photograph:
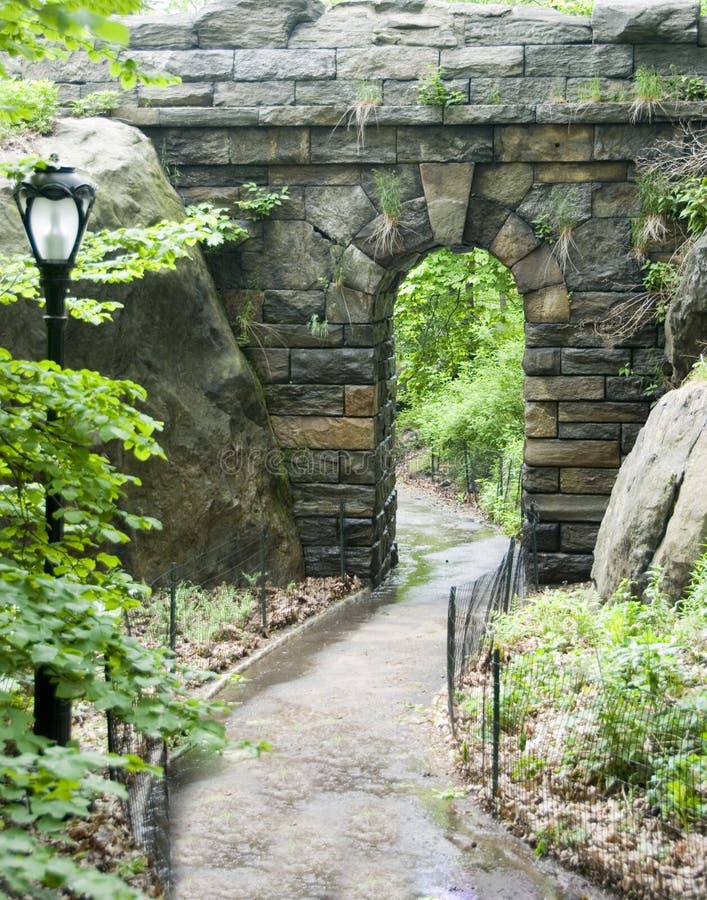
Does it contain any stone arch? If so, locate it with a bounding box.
[312,164,574,585]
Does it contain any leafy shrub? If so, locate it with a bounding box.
[68,90,121,118]
[0,79,58,135]
[417,66,465,108]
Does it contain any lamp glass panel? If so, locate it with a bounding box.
[30,196,80,263]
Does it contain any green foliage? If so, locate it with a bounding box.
[641,260,681,320]
[667,176,707,238]
[0,190,284,893]
[235,182,290,219]
[396,249,521,406]
[483,571,707,831]
[68,89,122,118]
[417,66,465,108]
[0,0,178,90]
[0,79,58,136]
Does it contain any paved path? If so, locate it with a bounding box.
[170,486,610,900]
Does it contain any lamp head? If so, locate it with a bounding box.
[13,156,97,268]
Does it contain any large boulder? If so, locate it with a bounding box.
[592,381,707,602]
[0,118,304,585]
[665,231,707,383]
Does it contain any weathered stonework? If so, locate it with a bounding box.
[31,0,707,583]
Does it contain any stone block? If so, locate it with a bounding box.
[561,348,628,375]
[345,385,378,417]
[127,50,235,81]
[125,14,196,49]
[243,348,290,383]
[196,0,324,49]
[285,450,340,484]
[397,126,493,163]
[159,108,259,127]
[458,7,591,45]
[310,126,397,164]
[592,182,640,218]
[559,423,620,440]
[560,467,618,494]
[565,218,639,293]
[444,104,533,125]
[525,401,557,438]
[230,128,309,165]
[139,83,213,107]
[296,80,367,106]
[373,10,458,49]
[524,286,571,324]
[558,401,650,423]
[440,46,524,77]
[290,348,376,384]
[420,163,475,246]
[341,451,376,485]
[469,77,562,105]
[525,375,605,402]
[382,79,464,106]
[293,482,377,515]
[526,44,633,78]
[496,125,594,162]
[296,516,338,544]
[260,106,344,127]
[215,82,295,107]
[560,523,599,553]
[536,553,593,583]
[606,376,649,401]
[160,128,230,165]
[631,348,664,376]
[512,245,564,293]
[593,1,700,45]
[525,439,620,468]
[535,162,628,183]
[273,416,376,452]
[341,245,387,295]
[525,323,606,349]
[473,163,533,207]
[568,290,633,324]
[305,186,377,245]
[529,493,611,521]
[326,288,375,325]
[344,324,376,347]
[264,385,343,417]
[517,182,593,231]
[490,213,539,268]
[464,198,511,250]
[531,523,560,553]
[524,464,559,494]
[250,323,343,350]
[176,164,267,187]
[263,290,325,324]
[523,349,561,376]
[336,47,438,80]
[22,52,111,82]
[594,124,679,161]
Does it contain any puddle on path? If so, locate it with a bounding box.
[169,485,612,900]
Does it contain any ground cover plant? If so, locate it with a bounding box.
[453,561,707,898]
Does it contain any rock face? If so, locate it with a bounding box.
[665,232,707,383]
[592,381,707,602]
[0,118,304,585]
[592,0,699,44]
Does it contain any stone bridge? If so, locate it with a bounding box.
[34,0,707,583]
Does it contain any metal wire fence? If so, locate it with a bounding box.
[447,552,706,898]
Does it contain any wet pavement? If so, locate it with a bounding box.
[169,485,611,899]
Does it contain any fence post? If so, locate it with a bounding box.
[463,443,471,495]
[259,527,267,629]
[169,563,177,652]
[339,498,345,579]
[446,587,457,737]
[492,647,500,800]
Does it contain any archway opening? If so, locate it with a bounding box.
[393,247,525,536]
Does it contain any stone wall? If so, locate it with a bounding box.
[18,0,707,583]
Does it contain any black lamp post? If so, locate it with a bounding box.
[14,157,97,745]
